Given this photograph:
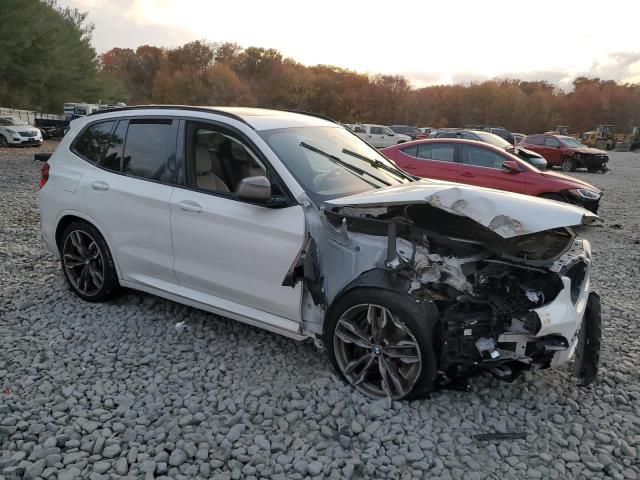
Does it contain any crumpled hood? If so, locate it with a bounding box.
[540,171,601,192]
[327,179,599,239]
[573,147,607,155]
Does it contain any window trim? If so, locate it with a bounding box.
[177,118,297,209]
[70,119,117,165]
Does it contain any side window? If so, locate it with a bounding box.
[526,135,542,145]
[417,144,455,162]
[101,121,127,172]
[544,137,561,147]
[370,126,383,135]
[122,120,173,181]
[186,123,271,197]
[401,145,418,157]
[354,125,365,133]
[461,145,506,169]
[384,127,395,136]
[460,132,476,140]
[71,121,115,163]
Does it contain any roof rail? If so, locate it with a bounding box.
[86,105,255,129]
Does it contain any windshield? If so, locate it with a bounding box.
[559,136,586,148]
[0,117,27,126]
[259,126,412,202]
[474,131,510,148]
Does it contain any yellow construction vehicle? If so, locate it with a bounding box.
[581,125,616,150]
[615,126,640,151]
[544,126,579,138]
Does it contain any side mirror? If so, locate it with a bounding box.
[236,176,271,203]
[502,160,520,173]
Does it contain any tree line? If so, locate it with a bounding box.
[2,2,640,134]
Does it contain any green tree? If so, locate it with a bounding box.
[0,0,121,112]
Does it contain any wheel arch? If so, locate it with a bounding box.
[324,268,438,337]
[55,212,123,279]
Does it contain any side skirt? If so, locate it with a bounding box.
[119,279,307,341]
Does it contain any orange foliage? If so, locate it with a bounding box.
[99,42,640,133]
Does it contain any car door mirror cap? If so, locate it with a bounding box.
[502,160,520,173]
[237,176,272,203]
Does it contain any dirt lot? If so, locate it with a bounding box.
[0,143,639,480]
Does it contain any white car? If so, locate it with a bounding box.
[348,123,411,148]
[39,107,601,400]
[0,116,43,147]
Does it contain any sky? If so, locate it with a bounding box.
[62,0,640,88]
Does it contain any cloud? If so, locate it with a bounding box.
[584,52,640,83]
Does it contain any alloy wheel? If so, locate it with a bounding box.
[62,230,105,297]
[561,158,574,172]
[333,303,422,399]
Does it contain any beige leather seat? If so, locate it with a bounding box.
[195,145,229,193]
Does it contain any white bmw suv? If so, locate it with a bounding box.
[39,106,601,400]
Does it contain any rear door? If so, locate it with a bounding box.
[83,117,178,287]
[392,143,457,180]
[458,144,525,193]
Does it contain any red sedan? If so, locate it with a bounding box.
[381,138,602,213]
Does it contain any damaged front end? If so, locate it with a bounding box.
[290,183,601,391]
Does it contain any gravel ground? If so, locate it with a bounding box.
[1,143,639,480]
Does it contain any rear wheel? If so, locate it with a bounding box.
[561,157,576,172]
[60,221,119,302]
[587,167,600,173]
[326,288,438,400]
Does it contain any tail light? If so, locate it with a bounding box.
[39,162,50,189]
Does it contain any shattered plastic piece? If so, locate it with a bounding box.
[525,289,543,304]
[175,321,189,334]
[476,337,500,359]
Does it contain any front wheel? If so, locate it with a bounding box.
[325,288,438,400]
[60,221,120,302]
[561,157,576,172]
[0,135,8,148]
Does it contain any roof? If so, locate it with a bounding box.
[86,105,337,131]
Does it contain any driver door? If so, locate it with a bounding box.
[170,121,305,329]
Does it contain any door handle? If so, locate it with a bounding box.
[91,180,109,191]
[178,200,202,213]
[460,172,474,177]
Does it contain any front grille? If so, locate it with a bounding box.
[18,131,37,138]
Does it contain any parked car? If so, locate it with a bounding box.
[431,129,548,169]
[0,116,43,147]
[349,123,411,147]
[419,127,434,135]
[521,134,609,173]
[382,138,602,213]
[484,126,514,144]
[388,125,428,140]
[39,107,600,399]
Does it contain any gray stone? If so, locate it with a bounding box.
[102,444,121,459]
[168,448,188,466]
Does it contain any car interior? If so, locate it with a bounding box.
[192,129,267,194]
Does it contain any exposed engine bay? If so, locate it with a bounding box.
[288,196,598,389]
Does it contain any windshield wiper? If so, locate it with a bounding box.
[299,142,391,187]
[341,148,415,182]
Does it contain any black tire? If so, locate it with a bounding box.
[325,287,438,400]
[587,167,600,173]
[573,292,601,387]
[0,135,8,148]
[561,157,576,172]
[60,221,120,302]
